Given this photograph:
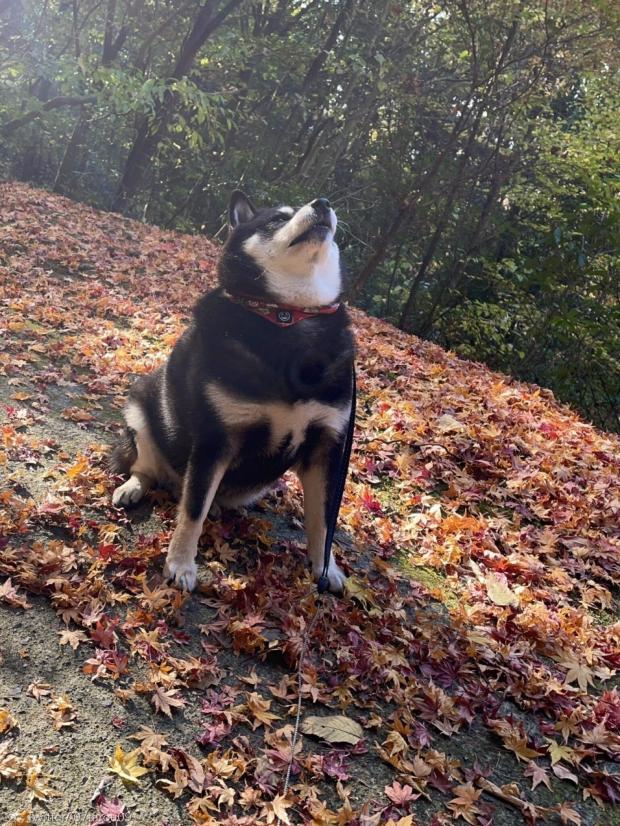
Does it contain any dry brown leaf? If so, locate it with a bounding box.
[485,573,519,607]
[108,744,149,784]
[0,707,18,734]
[27,682,52,703]
[151,687,186,717]
[301,714,363,745]
[58,628,88,651]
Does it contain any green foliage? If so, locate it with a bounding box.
[435,80,620,431]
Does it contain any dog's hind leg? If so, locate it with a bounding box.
[111,402,159,507]
[112,472,151,507]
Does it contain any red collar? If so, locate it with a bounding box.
[222,291,340,327]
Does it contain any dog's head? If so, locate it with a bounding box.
[218,192,342,307]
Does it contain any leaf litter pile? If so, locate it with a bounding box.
[0,183,619,825]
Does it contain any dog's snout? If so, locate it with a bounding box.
[311,197,331,214]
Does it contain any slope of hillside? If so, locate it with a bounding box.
[0,183,619,825]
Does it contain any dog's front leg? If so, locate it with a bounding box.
[163,443,229,591]
[296,437,348,594]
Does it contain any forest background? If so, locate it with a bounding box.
[1,0,618,431]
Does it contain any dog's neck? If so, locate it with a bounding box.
[218,242,342,308]
[263,245,342,307]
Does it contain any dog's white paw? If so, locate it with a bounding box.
[112,476,147,507]
[313,560,347,594]
[163,556,198,592]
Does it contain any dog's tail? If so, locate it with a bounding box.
[108,427,137,476]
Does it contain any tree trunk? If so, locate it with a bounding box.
[113,0,245,213]
[416,171,504,338]
[415,122,512,337]
[102,0,128,66]
[52,108,90,194]
[301,0,356,92]
[385,242,404,319]
[349,107,474,298]
[265,0,359,179]
[351,4,524,300]
[398,110,484,330]
[113,117,159,213]
[102,0,117,65]
[349,203,411,298]
[72,0,80,58]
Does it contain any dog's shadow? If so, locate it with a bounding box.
[120,486,176,530]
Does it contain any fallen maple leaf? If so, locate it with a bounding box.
[446,782,482,825]
[108,744,149,784]
[24,755,62,801]
[385,818,416,826]
[0,578,31,609]
[245,692,280,730]
[0,707,18,734]
[384,780,419,805]
[58,628,89,651]
[344,576,382,614]
[0,741,22,780]
[151,686,186,717]
[484,573,519,607]
[301,714,363,745]
[524,760,552,791]
[435,413,465,433]
[6,811,31,826]
[27,682,52,702]
[48,695,77,730]
[503,733,543,762]
[557,802,582,825]
[157,765,188,799]
[264,793,292,825]
[546,738,576,766]
[90,793,126,826]
[552,762,579,784]
[558,654,596,693]
[130,725,169,752]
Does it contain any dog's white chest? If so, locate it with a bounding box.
[205,384,349,452]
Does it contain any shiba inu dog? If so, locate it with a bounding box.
[111,192,355,593]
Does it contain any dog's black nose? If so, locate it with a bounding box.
[311,197,331,214]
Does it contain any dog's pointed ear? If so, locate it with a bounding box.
[229,191,257,228]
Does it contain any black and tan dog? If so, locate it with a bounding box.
[111,192,355,592]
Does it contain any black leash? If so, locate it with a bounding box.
[276,440,356,818]
[317,365,356,594]
[276,365,355,824]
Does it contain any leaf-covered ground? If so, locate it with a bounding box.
[0,183,619,826]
